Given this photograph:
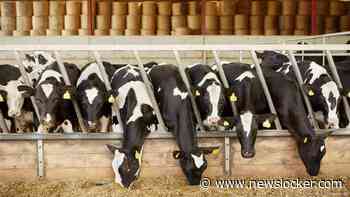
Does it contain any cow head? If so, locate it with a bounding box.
[173,148,212,185]
[77,79,109,131]
[23,51,55,84]
[0,79,27,117]
[19,77,68,132]
[188,65,226,129]
[256,51,290,69]
[106,144,143,188]
[221,112,277,158]
[304,81,341,129]
[297,131,332,176]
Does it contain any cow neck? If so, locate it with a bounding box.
[122,122,146,151]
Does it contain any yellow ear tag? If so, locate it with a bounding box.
[347,92,350,98]
[262,120,271,128]
[304,137,308,144]
[135,150,141,161]
[63,91,71,100]
[195,90,200,96]
[108,95,115,103]
[223,121,230,126]
[0,95,4,102]
[212,148,220,156]
[230,93,237,102]
[308,90,314,96]
[175,152,181,159]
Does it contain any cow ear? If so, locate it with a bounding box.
[106,144,121,154]
[0,90,7,102]
[302,84,315,96]
[255,113,277,129]
[198,146,221,155]
[340,88,350,98]
[218,116,238,129]
[173,150,184,159]
[18,85,35,97]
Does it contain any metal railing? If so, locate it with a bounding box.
[1,44,350,178]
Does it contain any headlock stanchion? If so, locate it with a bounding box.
[54,51,87,133]
[133,50,168,132]
[326,50,350,124]
[14,51,44,177]
[212,51,237,176]
[173,50,206,132]
[287,50,319,129]
[93,51,124,133]
[250,50,282,130]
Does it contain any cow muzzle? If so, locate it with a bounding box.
[87,121,98,132]
[8,109,21,118]
[206,116,221,126]
[241,150,255,158]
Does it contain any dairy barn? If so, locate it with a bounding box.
[0,0,350,196]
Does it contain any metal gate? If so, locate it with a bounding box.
[0,44,350,177]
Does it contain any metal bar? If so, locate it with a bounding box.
[239,51,243,63]
[2,45,350,51]
[326,50,350,124]
[53,51,87,133]
[250,50,282,130]
[282,31,350,43]
[14,51,41,122]
[133,50,168,132]
[322,37,326,65]
[212,51,238,115]
[224,137,231,175]
[0,108,9,133]
[173,50,206,132]
[14,51,44,177]
[0,128,349,141]
[287,50,319,128]
[93,51,124,133]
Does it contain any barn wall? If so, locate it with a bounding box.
[0,135,349,182]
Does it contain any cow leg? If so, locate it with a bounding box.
[99,116,110,133]
[61,119,74,133]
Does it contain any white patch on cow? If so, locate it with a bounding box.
[197,72,220,87]
[321,81,340,128]
[320,145,325,152]
[61,119,74,133]
[112,123,123,133]
[206,83,221,121]
[173,87,188,100]
[157,87,161,92]
[85,87,99,104]
[191,154,204,169]
[276,64,292,74]
[240,111,253,137]
[100,116,109,133]
[305,62,329,84]
[77,63,104,86]
[235,71,255,82]
[158,62,167,65]
[0,80,25,117]
[41,84,53,98]
[123,67,139,78]
[187,63,200,69]
[116,81,153,124]
[112,149,125,186]
[37,70,62,85]
[250,64,255,69]
[45,114,52,123]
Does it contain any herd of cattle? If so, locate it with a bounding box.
[0,49,349,188]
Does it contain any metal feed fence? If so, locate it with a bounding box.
[0,44,350,177]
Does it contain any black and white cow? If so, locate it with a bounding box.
[19,62,81,133]
[0,64,36,133]
[185,64,226,130]
[258,51,342,129]
[76,61,120,132]
[107,65,157,188]
[218,63,276,158]
[147,64,218,185]
[236,58,332,175]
